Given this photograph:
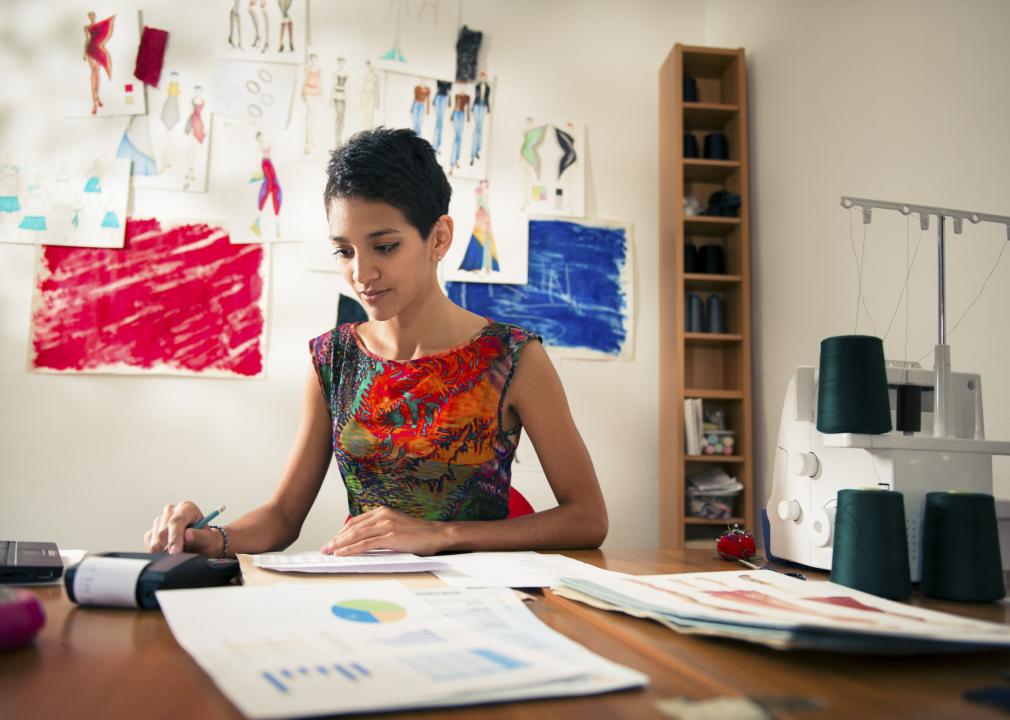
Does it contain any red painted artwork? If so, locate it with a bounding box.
[31,218,266,377]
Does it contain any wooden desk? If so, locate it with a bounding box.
[1,549,1008,719]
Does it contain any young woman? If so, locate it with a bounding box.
[144,128,608,558]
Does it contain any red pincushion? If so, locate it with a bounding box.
[0,588,46,652]
[716,525,756,560]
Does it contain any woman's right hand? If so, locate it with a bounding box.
[144,501,223,557]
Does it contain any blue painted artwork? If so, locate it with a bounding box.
[446,219,631,357]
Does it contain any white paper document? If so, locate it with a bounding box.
[431,551,624,588]
[156,581,645,718]
[558,570,1010,652]
[251,551,448,574]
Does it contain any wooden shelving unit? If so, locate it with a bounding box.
[659,45,753,549]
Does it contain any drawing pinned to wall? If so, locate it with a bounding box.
[520,118,585,217]
[446,218,634,360]
[219,0,305,63]
[0,153,129,248]
[120,73,212,192]
[212,59,298,129]
[64,9,146,118]
[301,54,322,154]
[331,58,349,146]
[219,120,323,245]
[382,69,495,180]
[30,218,268,378]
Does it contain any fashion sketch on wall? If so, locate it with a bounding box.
[382,68,495,181]
[220,0,306,64]
[64,9,146,118]
[0,152,129,249]
[123,71,212,192]
[520,118,585,217]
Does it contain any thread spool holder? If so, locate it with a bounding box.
[839,196,1010,439]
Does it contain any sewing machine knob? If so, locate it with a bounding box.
[777,499,802,522]
[809,508,835,547]
[788,452,819,478]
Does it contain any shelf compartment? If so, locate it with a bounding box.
[682,47,742,105]
[683,159,740,183]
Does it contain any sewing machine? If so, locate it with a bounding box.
[766,361,1010,581]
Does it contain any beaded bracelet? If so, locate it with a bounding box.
[207,524,229,559]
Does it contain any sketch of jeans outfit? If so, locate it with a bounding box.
[470,80,489,164]
[411,101,425,135]
[451,110,466,167]
[432,80,451,152]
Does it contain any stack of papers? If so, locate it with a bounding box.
[252,551,447,574]
[556,570,1010,653]
[157,581,646,718]
[431,551,622,588]
[683,398,704,455]
[686,468,743,520]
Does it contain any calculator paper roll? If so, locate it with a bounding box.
[72,557,150,607]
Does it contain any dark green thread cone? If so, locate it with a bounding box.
[817,335,892,434]
[921,492,1005,602]
[831,488,911,600]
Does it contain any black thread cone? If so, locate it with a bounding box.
[831,488,911,600]
[817,335,892,434]
[921,492,1005,602]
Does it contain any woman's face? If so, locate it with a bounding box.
[327,197,448,322]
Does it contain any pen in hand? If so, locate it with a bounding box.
[193,505,226,529]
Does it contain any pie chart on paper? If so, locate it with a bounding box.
[331,599,407,623]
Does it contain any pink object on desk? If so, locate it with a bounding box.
[0,587,46,652]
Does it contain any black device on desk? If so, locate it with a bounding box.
[0,540,64,583]
[65,552,239,610]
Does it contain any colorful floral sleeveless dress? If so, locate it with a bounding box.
[309,321,541,521]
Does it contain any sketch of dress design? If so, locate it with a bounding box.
[450,92,470,170]
[183,88,207,190]
[432,80,451,152]
[0,158,21,222]
[117,114,158,176]
[470,75,490,165]
[411,84,430,135]
[301,56,322,154]
[458,181,499,273]
[554,124,577,209]
[18,180,47,241]
[251,132,282,239]
[162,73,181,130]
[361,63,380,129]
[84,12,115,115]
[379,0,407,62]
[228,0,242,49]
[83,162,103,208]
[331,59,348,146]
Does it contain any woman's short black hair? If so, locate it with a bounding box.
[324,127,451,240]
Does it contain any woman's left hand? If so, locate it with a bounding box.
[321,506,448,556]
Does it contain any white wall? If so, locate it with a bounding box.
[0,0,707,551]
[703,0,1010,509]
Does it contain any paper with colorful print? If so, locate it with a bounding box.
[62,8,147,118]
[30,218,268,377]
[519,118,585,217]
[217,0,306,65]
[447,218,634,360]
[0,151,129,249]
